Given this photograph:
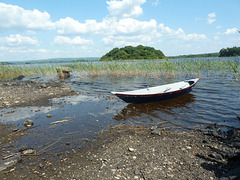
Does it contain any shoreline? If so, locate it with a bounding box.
[1,124,240,179]
[0,79,240,179]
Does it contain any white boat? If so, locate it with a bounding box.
[111,77,199,103]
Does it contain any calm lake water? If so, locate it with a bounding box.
[0,58,239,153]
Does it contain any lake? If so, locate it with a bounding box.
[0,57,239,153]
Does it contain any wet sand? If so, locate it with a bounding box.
[0,80,240,179]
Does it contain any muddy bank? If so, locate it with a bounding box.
[0,80,78,108]
[1,125,240,180]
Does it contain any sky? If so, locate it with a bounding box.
[0,0,240,62]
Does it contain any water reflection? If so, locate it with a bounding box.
[114,94,195,121]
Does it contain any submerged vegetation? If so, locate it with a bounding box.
[0,58,239,81]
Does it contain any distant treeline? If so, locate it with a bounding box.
[168,52,220,59]
[219,46,240,57]
[100,45,165,61]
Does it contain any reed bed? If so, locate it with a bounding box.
[70,59,240,81]
[0,59,239,81]
[0,64,57,79]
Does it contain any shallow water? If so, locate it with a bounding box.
[0,61,239,153]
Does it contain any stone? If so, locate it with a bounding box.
[128,148,135,152]
[22,148,35,155]
[24,119,34,127]
[56,67,72,79]
[13,75,25,80]
[46,114,52,118]
[151,129,161,135]
[40,83,47,88]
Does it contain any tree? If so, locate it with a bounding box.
[219,46,240,57]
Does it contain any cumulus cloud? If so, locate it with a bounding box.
[158,23,207,41]
[56,17,107,35]
[224,28,238,35]
[0,2,55,31]
[56,17,157,36]
[102,32,161,47]
[54,36,93,45]
[1,34,39,47]
[207,13,216,24]
[106,0,146,18]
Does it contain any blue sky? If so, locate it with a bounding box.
[0,0,239,61]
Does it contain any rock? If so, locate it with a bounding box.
[46,114,52,118]
[56,67,72,79]
[24,119,34,127]
[40,83,47,88]
[39,163,44,168]
[13,75,25,80]
[21,148,35,155]
[128,148,135,152]
[151,129,161,135]
[209,152,223,160]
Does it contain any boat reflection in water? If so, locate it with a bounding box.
[113,94,195,122]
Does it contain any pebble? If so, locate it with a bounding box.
[46,114,52,118]
[128,148,135,152]
[151,129,161,135]
[24,119,34,127]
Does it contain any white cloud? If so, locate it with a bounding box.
[158,23,207,41]
[224,28,238,35]
[0,2,55,31]
[102,33,160,47]
[0,34,39,47]
[56,17,157,36]
[106,0,146,18]
[54,36,93,45]
[56,17,108,35]
[207,13,216,24]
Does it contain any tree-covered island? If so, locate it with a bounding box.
[100,45,165,61]
[100,45,240,61]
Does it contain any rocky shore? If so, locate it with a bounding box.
[0,79,240,179]
[0,79,77,108]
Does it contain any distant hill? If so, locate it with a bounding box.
[100,45,165,61]
[0,57,100,65]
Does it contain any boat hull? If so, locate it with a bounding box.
[112,78,199,103]
[115,86,192,103]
